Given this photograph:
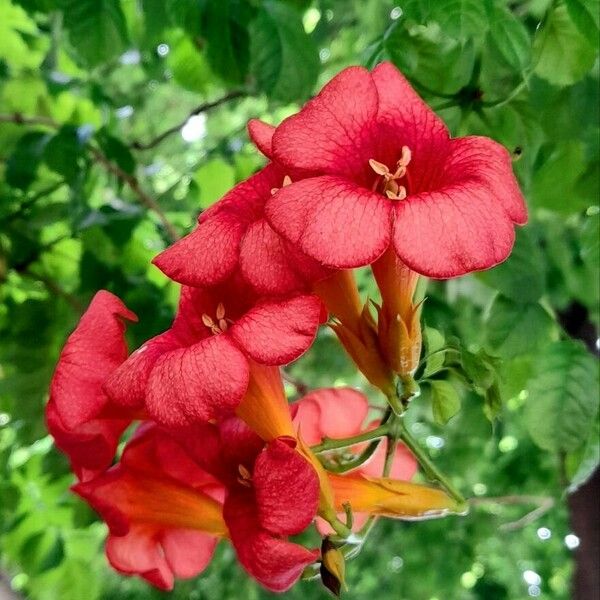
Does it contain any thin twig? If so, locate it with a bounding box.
[129,91,246,151]
[22,268,85,313]
[281,369,311,396]
[88,146,180,242]
[0,113,180,242]
[469,495,555,531]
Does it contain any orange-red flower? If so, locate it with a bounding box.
[105,277,321,427]
[74,424,227,590]
[264,62,527,278]
[47,291,140,481]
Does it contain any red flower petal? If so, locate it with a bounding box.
[266,176,392,268]
[393,146,520,278]
[293,387,369,445]
[371,62,451,192]
[224,489,319,592]
[161,529,218,579]
[104,331,179,409]
[46,400,128,482]
[230,295,321,365]
[248,119,275,158]
[447,136,528,224]
[146,335,250,426]
[272,66,378,180]
[50,291,137,430]
[106,525,174,590]
[152,213,246,287]
[253,438,319,536]
[239,219,309,294]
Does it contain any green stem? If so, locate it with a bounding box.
[321,438,382,473]
[311,423,390,454]
[397,420,465,505]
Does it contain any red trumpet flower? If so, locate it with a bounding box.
[105,277,321,427]
[153,162,330,296]
[173,418,320,592]
[73,425,227,590]
[47,291,138,481]
[264,62,527,278]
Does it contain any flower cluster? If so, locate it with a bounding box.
[47,62,525,593]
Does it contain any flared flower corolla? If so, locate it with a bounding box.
[73,425,227,590]
[105,277,321,427]
[263,62,527,278]
[47,290,139,481]
[153,162,330,296]
[173,418,320,592]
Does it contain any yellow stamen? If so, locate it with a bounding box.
[216,302,226,320]
[271,175,293,195]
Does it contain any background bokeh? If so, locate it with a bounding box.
[0,0,598,598]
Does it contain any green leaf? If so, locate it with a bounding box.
[432,0,487,41]
[524,340,599,453]
[6,131,51,190]
[566,415,599,493]
[59,0,128,67]
[423,327,446,377]
[250,0,320,102]
[479,228,545,304]
[530,141,590,214]
[96,129,135,175]
[194,159,236,209]
[533,4,596,86]
[461,347,499,393]
[430,380,461,425]
[202,0,252,85]
[166,0,203,37]
[486,297,555,357]
[167,37,214,94]
[43,126,84,182]
[36,535,65,573]
[487,5,531,70]
[564,0,600,46]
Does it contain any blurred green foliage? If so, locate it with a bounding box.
[0,0,598,598]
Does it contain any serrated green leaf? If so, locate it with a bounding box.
[479,228,545,304]
[486,297,555,357]
[524,340,599,453]
[250,0,319,102]
[430,380,461,425]
[533,4,596,86]
[487,5,531,70]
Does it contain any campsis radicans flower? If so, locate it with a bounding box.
[171,418,320,592]
[153,161,331,296]
[47,291,141,481]
[74,424,227,591]
[263,61,527,279]
[104,276,322,427]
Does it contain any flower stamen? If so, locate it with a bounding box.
[270,175,293,195]
[202,303,229,334]
[237,464,252,487]
[369,146,412,200]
